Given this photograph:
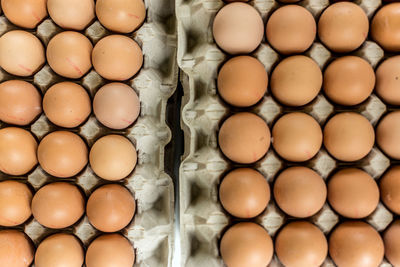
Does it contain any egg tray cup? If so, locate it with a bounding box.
[176,0,399,266]
[0,0,178,265]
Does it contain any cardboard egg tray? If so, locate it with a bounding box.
[0,0,178,266]
[177,0,397,266]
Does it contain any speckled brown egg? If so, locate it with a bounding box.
[376,56,400,105]
[384,220,400,266]
[372,3,400,52]
[380,166,400,214]
[47,0,95,30]
[0,230,34,267]
[377,111,400,159]
[1,0,47,28]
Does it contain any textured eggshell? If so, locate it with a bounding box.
[371,3,400,52]
[376,56,400,105]
[0,230,34,267]
[47,0,95,30]
[384,220,400,267]
[380,166,400,214]
[218,112,270,164]
[0,80,42,125]
[0,181,32,227]
[377,111,400,159]
[1,0,47,29]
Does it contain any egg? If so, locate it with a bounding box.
[212,3,263,54]
[47,0,95,30]
[86,234,135,267]
[274,166,326,218]
[217,56,268,107]
[0,180,32,226]
[377,111,400,159]
[1,0,47,29]
[0,230,34,267]
[0,80,42,125]
[87,184,135,232]
[0,127,37,175]
[219,168,270,218]
[37,131,88,178]
[93,83,140,129]
[372,3,400,52]
[324,56,375,106]
[35,233,84,267]
[278,0,300,2]
[380,166,400,214]
[271,55,322,106]
[220,222,273,267]
[32,182,85,229]
[266,5,316,55]
[275,221,327,267]
[318,2,368,53]
[218,112,270,164]
[376,56,400,105]
[324,112,374,161]
[43,82,91,128]
[0,30,45,76]
[92,35,143,81]
[96,0,146,33]
[329,221,384,267]
[384,220,400,266]
[272,112,322,162]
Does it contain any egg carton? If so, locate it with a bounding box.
[177,0,398,266]
[0,0,178,266]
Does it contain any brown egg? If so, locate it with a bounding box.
[0,181,32,226]
[324,112,374,161]
[329,221,384,267]
[217,56,268,107]
[87,184,135,232]
[93,83,140,129]
[1,0,47,29]
[219,168,270,218]
[0,80,41,125]
[384,220,400,266]
[318,2,368,53]
[324,56,375,105]
[0,230,34,267]
[266,5,316,55]
[212,3,264,54]
[220,222,273,267]
[47,0,95,30]
[35,233,84,267]
[96,0,146,33]
[372,3,400,52]
[43,82,91,128]
[90,135,137,181]
[376,56,400,105]
[274,166,326,218]
[275,221,327,267]
[86,234,135,267]
[272,112,322,162]
[218,112,270,164]
[92,35,143,81]
[37,131,88,178]
[0,30,45,76]
[377,111,400,159]
[0,127,37,175]
[380,166,400,214]
[271,55,322,106]
[32,182,84,229]
[328,168,379,219]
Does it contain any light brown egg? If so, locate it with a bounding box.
[0,80,41,125]
[272,112,322,162]
[324,56,375,105]
[329,221,384,267]
[92,35,143,81]
[87,184,135,232]
[275,221,327,267]
[37,131,88,178]
[86,234,135,267]
[47,0,95,30]
[218,112,270,164]
[324,112,374,161]
[96,0,146,33]
[278,0,300,2]
[377,111,400,159]
[0,30,45,76]
[220,222,273,267]
[380,166,400,214]
[384,220,400,266]
[271,55,321,106]
[32,182,84,229]
[372,3,400,52]
[0,230,34,267]
[93,83,140,129]
[328,168,379,219]
[219,168,270,218]
[0,127,37,175]
[266,5,316,55]
[376,56,400,105]
[274,166,326,218]
[1,0,47,29]
[35,233,84,267]
[318,2,368,53]
[212,3,264,54]
[43,82,91,128]
[217,56,268,107]
[0,181,32,226]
